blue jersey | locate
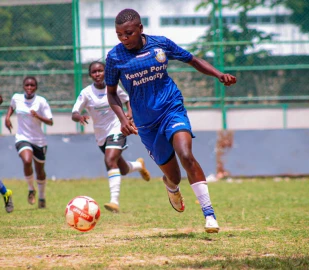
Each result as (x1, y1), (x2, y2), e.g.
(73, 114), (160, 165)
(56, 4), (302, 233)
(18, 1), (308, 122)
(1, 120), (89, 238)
(105, 34), (193, 128)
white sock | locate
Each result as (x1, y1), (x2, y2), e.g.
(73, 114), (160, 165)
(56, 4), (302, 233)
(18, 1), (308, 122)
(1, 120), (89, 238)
(166, 185), (179, 193)
(37, 179), (46, 199)
(25, 174), (35, 190)
(126, 161), (142, 174)
(191, 181), (215, 217)
(108, 169), (121, 205)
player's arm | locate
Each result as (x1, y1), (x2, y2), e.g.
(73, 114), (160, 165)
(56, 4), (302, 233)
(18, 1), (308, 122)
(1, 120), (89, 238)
(0, 94), (3, 105)
(124, 101), (133, 121)
(5, 106), (14, 133)
(71, 91), (89, 125)
(188, 56), (236, 86)
(30, 110), (53, 126)
(107, 85), (137, 136)
(72, 112), (89, 125)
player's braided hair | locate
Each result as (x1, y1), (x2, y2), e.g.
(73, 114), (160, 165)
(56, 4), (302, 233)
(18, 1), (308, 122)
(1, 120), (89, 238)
(115, 9), (141, 25)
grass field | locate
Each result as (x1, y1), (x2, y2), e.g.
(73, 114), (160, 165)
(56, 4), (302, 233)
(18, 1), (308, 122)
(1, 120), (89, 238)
(1, 177), (309, 269)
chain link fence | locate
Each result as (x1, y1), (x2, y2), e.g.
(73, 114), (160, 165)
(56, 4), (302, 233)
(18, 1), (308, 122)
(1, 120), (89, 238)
(0, 0), (308, 117)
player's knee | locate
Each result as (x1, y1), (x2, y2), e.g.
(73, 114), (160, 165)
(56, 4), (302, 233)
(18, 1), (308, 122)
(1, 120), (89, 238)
(105, 158), (118, 169)
(179, 153), (196, 170)
(23, 159), (32, 168)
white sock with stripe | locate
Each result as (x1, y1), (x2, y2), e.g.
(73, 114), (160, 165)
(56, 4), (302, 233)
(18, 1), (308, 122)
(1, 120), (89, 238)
(191, 181), (216, 218)
(108, 169), (121, 205)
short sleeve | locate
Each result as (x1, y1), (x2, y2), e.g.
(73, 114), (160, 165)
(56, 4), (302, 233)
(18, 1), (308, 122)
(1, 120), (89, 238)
(72, 90), (87, 113)
(117, 85), (129, 104)
(165, 37), (193, 63)
(41, 99), (53, 119)
(105, 53), (120, 86)
(10, 94), (17, 110)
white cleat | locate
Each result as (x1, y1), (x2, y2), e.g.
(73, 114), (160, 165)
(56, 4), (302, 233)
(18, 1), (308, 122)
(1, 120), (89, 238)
(205, 215), (220, 233)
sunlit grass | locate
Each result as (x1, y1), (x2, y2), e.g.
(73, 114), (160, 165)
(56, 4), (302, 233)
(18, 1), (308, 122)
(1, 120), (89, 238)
(1, 177), (309, 269)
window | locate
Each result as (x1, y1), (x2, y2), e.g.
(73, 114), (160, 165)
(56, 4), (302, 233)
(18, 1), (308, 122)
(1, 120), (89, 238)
(160, 15), (290, 26)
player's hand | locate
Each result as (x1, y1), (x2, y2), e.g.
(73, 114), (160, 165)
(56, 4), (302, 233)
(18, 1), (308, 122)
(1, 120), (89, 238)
(125, 110), (133, 121)
(121, 118), (138, 136)
(0, 95), (3, 105)
(218, 73), (237, 86)
(79, 115), (90, 125)
(5, 118), (13, 133)
(30, 110), (39, 118)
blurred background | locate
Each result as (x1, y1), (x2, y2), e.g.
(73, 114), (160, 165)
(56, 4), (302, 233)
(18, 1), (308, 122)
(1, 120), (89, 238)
(0, 0), (308, 179)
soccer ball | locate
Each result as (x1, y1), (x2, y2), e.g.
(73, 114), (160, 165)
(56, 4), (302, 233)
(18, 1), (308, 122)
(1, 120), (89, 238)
(65, 196), (101, 232)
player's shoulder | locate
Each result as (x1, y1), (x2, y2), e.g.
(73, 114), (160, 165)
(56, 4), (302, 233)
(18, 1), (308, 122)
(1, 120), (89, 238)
(80, 84), (92, 95)
(146, 34), (168, 43)
(12, 93), (23, 100)
(35, 95), (49, 103)
(107, 43), (125, 58)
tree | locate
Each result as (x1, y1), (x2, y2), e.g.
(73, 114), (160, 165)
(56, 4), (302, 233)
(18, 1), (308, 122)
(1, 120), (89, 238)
(190, 0), (280, 66)
(284, 0), (309, 33)
(0, 4), (72, 61)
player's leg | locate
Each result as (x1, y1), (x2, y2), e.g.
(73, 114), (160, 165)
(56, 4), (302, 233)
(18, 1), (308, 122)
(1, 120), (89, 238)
(159, 156), (185, 212)
(16, 141), (36, 205)
(0, 179), (14, 213)
(103, 147), (123, 213)
(138, 125), (185, 212)
(118, 156), (151, 181)
(172, 131), (219, 233)
(33, 144), (47, 209)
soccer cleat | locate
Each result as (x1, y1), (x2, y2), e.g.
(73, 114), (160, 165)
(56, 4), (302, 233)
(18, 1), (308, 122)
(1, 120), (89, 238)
(3, 189), (14, 213)
(205, 215), (220, 233)
(165, 187), (185, 212)
(38, 199), (46, 209)
(104, 202), (119, 213)
(28, 190), (36, 205)
(136, 158), (151, 181)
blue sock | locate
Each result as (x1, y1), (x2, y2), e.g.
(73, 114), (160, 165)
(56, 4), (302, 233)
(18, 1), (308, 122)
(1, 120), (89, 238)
(202, 206), (216, 219)
(0, 180), (7, 195)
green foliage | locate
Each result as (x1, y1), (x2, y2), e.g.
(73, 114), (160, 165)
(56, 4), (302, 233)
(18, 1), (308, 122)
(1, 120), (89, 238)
(191, 0), (309, 66)
(0, 4), (72, 61)
(285, 0), (309, 33)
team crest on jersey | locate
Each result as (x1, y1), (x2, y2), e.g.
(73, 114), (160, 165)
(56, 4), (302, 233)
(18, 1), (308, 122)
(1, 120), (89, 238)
(154, 48), (166, 63)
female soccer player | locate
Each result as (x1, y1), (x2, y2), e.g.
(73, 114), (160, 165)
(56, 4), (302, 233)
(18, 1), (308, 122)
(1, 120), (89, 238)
(71, 61), (151, 213)
(5, 76), (53, 209)
(105, 9), (237, 233)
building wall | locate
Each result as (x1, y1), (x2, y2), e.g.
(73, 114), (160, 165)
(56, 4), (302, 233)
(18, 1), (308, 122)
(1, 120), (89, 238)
(1, 108), (309, 136)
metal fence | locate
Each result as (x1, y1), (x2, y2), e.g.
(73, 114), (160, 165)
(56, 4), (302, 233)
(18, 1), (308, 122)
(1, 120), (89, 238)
(0, 0), (308, 130)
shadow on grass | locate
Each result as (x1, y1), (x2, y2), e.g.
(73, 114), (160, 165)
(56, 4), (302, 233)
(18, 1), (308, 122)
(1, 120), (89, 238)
(122, 256), (309, 269)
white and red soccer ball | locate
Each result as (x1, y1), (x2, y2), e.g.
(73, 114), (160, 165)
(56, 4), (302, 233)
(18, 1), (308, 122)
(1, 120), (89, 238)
(65, 196), (100, 232)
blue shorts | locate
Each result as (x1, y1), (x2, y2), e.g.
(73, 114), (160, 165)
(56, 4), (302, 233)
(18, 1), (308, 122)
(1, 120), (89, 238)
(138, 105), (194, 166)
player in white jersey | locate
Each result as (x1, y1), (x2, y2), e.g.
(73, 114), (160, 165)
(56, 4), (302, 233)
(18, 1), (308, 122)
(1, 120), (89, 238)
(72, 61), (151, 213)
(5, 76), (53, 209)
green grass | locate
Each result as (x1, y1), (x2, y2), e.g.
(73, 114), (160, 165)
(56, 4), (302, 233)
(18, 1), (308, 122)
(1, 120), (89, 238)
(1, 177), (309, 269)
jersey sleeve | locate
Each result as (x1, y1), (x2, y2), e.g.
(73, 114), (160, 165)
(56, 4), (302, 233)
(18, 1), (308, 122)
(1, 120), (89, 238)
(41, 98), (53, 119)
(10, 94), (17, 110)
(72, 90), (87, 113)
(117, 85), (129, 104)
(105, 52), (120, 86)
(165, 37), (193, 63)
